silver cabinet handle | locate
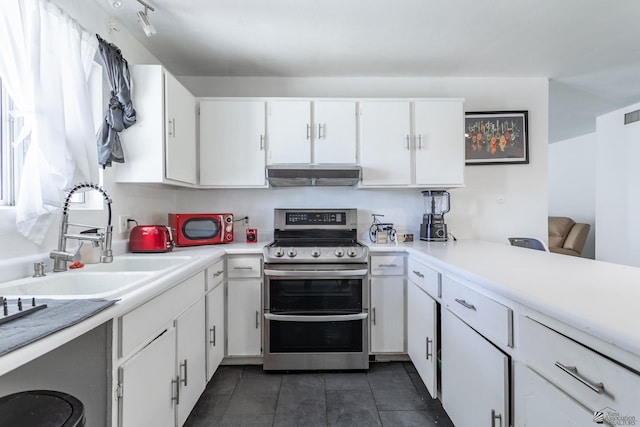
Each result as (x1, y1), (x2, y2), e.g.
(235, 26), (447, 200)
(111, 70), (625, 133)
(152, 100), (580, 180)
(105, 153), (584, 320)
(418, 134), (423, 150)
(307, 124), (311, 140)
(260, 134), (264, 150)
(372, 307), (376, 325)
(426, 337), (433, 360)
(234, 266), (253, 270)
(378, 264), (398, 268)
(213, 270), (223, 277)
(168, 118), (176, 137)
(554, 362), (604, 394)
(256, 311), (260, 329)
(412, 270), (424, 278)
(209, 326), (216, 346)
(180, 359), (188, 386)
(491, 409), (502, 427)
(406, 134), (411, 150)
(455, 298), (476, 310)
(171, 376), (180, 404)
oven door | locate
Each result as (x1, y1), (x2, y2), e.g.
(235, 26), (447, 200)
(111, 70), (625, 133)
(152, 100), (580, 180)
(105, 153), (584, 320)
(263, 263), (369, 370)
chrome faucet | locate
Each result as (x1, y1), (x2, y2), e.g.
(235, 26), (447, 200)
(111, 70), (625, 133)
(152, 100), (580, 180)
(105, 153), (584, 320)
(50, 182), (114, 272)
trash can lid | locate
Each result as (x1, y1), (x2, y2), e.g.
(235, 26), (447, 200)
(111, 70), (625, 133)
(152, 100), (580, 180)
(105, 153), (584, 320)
(0, 390), (85, 427)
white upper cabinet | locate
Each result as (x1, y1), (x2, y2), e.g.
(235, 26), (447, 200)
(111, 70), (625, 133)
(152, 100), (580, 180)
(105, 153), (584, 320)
(267, 100), (357, 164)
(117, 65), (196, 186)
(414, 100), (464, 186)
(313, 101), (357, 163)
(199, 100), (267, 187)
(359, 101), (412, 185)
(359, 99), (464, 187)
(165, 72), (197, 184)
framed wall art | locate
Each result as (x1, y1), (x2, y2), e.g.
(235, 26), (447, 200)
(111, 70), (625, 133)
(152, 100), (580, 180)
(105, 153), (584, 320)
(464, 111), (529, 165)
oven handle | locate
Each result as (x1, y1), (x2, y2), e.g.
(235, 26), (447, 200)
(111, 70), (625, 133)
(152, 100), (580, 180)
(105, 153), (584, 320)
(264, 313), (368, 322)
(264, 269), (368, 278)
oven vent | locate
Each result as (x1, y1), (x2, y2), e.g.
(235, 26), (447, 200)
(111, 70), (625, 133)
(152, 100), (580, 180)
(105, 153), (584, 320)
(624, 109), (640, 125)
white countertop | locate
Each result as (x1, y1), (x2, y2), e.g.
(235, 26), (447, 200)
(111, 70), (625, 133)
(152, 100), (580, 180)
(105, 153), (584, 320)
(3, 238), (640, 376)
(370, 239), (640, 369)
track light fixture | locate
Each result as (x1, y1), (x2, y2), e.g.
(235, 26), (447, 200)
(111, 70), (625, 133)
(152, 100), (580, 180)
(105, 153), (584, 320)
(136, 0), (157, 37)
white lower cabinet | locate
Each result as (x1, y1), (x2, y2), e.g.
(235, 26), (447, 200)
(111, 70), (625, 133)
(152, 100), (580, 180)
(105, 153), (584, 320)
(514, 362), (594, 427)
(206, 283), (225, 380)
(407, 280), (438, 398)
(116, 273), (206, 427)
(175, 298), (207, 426)
(119, 328), (176, 427)
(370, 277), (404, 353)
(227, 279), (262, 356)
(369, 254), (405, 354)
(441, 309), (509, 427)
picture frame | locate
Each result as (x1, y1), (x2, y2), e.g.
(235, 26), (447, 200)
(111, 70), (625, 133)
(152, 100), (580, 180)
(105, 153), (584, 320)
(464, 111), (529, 165)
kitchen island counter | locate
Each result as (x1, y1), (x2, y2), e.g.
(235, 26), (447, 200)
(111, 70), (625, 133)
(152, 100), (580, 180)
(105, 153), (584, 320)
(370, 239), (640, 370)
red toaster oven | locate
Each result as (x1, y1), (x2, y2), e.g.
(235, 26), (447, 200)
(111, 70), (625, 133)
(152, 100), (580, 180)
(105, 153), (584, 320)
(168, 213), (234, 246)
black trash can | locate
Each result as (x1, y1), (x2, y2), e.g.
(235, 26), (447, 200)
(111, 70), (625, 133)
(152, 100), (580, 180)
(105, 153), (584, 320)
(0, 390), (85, 426)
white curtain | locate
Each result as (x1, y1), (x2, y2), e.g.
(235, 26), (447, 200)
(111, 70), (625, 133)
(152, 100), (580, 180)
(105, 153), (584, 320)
(0, 0), (98, 244)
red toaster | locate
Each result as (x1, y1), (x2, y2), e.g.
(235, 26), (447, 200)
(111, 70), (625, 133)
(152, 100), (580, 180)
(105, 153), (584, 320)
(129, 225), (174, 253)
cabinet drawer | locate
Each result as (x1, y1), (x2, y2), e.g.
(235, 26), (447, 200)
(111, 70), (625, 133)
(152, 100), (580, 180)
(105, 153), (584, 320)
(227, 256), (262, 278)
(119, 272), (204, 358)
(520, 316), (640, 416)
(442, 276), (512, 348)
(370, 255), (404, 276)
(407, 257), (440, 298)
(206, 259), (224, 291)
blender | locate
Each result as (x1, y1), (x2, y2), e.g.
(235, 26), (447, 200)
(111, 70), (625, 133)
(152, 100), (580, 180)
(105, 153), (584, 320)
(420, 190), (450, 241)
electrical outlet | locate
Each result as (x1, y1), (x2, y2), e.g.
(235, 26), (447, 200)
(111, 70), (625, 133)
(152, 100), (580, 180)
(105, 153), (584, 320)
(118, 215), (131, 234)
(244, 216), (250, 226)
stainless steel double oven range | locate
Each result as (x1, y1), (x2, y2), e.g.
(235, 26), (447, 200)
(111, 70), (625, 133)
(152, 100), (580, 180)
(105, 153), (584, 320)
(263, 209), (369, 371)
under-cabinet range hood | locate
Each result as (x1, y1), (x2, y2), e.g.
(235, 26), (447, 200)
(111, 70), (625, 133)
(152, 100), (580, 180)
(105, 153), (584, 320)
(266, 164), (361, 187)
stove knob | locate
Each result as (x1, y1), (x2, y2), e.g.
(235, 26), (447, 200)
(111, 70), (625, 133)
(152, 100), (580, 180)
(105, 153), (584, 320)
(311, 248), (321, 258)
(347, 247), (358, 257)
(274, 248), (285, 257)
(335, 248), (345, 258)
(287, 248), (297, 258)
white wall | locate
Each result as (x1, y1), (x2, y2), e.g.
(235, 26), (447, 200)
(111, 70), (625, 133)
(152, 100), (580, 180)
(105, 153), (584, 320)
(177, 76), (549, 245)
(596, 102), (640, 266)
(0, 0), (177, 262)
(548, 133), (596, 258)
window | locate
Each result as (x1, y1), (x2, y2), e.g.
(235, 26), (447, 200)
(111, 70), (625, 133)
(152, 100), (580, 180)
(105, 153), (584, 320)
(0, 61), (104, 209)
(0, 77), (27, 207)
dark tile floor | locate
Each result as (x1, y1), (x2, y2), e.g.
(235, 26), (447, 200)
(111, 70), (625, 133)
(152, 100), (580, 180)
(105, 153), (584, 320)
(184, 361), (454, 427)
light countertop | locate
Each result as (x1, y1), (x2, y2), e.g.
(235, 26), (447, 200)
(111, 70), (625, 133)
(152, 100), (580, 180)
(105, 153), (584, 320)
(2, 239), (640, 376)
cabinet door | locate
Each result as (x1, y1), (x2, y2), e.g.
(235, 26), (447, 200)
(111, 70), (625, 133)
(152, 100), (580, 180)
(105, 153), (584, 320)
(227, 279), (262, 356)
(370, 277), (404, 353)
(175, 298), (207, 426)
(119, 328), (176, 427)
(199, 101), (266, 186)
(359, 101), (411, 185)
(267, 101), (311, 164)
(407, 281), (438, 398)
(206, 284), (225, 381)
(164, 72), (196, 184)
(313, 101), (357, 163)
(514, 362), (594, 427)
(441, 309), (509, 427)
(414, 100), (464, 186)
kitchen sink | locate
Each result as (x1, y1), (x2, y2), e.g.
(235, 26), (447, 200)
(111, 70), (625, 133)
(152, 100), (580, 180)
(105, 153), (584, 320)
(83, 254), (193, 272)
(0, 271), (154, 299)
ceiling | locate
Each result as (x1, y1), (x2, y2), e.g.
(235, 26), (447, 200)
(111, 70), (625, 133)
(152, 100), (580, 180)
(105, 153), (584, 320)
(96, 0), (640, 142)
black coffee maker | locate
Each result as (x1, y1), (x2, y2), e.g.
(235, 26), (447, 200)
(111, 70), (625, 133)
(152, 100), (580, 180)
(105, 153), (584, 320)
(420, 190), (450, 241)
